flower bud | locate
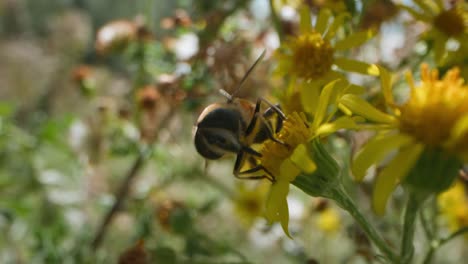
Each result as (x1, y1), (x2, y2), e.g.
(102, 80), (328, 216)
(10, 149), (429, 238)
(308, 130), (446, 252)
(404, 148), (462, 198)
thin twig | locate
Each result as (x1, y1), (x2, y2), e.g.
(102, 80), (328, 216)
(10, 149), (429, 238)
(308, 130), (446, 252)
(419, 208), (433, 241)
(91, 146), (152, 250)
(422, 226), (468, 264)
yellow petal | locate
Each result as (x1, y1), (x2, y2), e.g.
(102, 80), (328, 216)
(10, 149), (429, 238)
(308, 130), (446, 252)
(433, 34), (447, 65)
(300, 81), (320, 116)
(315, 8), (331, 36)
(325, 80), (351, 122)
(334, 30), (375, 51)
(326, 12), (350, 40)
(315, 116), (363, 137)
(343, 84), (366, 95)
(338, 94), (397, 124)
(352, 133), (414, 181)
(397, 4), (432, 22)
(313, 79), (340, 129)
(378, 65), (396, 108)
(265, 181), (291, 237)
(414, 0), (439, 15)
(338, 102), (353, 116)
(334, 58), (380, 76)
(372, 143), (424, 215)
(446, 114), (468, 149)
(289, 144), (317, 174)
(279, 158), (302, 182)
(299, 6), (312, 33)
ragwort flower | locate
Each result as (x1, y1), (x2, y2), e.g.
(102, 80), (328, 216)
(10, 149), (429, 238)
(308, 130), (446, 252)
(233, 181), (269, 228)
(261, 80), (365, 236)
(437, 179), (468, 232)
(261, 111), (314, 236)
(400, 0), (468, 64)
(316, 207), (341, 235)
(275, 7), (378, 114)
(345, 64), (468, 214)
(275, 7), (378, 80)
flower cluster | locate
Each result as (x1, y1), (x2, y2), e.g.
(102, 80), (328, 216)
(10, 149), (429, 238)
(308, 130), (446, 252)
(400, 0), (468, 64)
(255, 4), (467, 244)
(348, 65), (468, 214)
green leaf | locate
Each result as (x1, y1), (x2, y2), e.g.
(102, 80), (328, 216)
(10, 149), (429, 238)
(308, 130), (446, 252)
(169, 207), (193, 235)
(153, 247), (177, 263)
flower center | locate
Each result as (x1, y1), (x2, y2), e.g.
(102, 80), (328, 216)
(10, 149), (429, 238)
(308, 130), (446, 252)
(289, 32), (334, 80)
(260, 112), (311, 180)
(433, 8), (466, 37)
(398, 65), (468, 152)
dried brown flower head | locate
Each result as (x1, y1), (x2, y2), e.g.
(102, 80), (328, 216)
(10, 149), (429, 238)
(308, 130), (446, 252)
(71, 65), (92, 84)
(95, 20), (137, 55)
(161, 9), (192, 29)
(156, 200), (184, 231)
(136, 85), (161, 110)
(118, 240), (148, 264)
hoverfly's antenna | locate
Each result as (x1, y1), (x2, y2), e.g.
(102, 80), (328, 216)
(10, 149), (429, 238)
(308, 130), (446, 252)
(219, 49), (266, 102)
(218, 88), (233, 101)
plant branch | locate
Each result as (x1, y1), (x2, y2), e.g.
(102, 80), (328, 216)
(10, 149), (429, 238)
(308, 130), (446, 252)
(331, 187), (399, 263)
(400, 193), (420, 264)
(422, 226), (468, 264)
(91, 145), (152, 250)
(419, 208), (433, 241)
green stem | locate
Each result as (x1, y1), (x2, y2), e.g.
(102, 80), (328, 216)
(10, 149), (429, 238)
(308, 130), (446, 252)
(422, 226), (468, 264)
(293, 177), (398, 263)
(400, 194), (420, 264)
(293, 140), (398, 263)
(331, 187), (399, 263)
(419, 208), (433, 241)
(268, 0), (284, 41)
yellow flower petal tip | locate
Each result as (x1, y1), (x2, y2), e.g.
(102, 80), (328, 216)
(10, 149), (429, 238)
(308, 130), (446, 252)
(265, 181), (292, 237)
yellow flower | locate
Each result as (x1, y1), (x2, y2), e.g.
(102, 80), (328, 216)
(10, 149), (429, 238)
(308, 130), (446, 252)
(274, 7), (378, 115)
(400, 0), (468, 64)
(275, 7), (378, 80)
(344, 64), (468, 215)
(258, 76), (372, 236)
(438, 179), (468, 232)
(233, 182), (269, 228)
(260, 79), (366, 235)
(261, 112), (314, 236)
(316, 207), (341, 234)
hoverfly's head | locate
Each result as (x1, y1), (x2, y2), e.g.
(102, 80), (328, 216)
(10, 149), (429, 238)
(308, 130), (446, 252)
(194, 104), (243, 160)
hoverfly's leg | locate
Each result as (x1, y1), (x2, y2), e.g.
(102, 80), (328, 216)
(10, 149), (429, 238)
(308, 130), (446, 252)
(233, 152), (275, 182)
(254, 98), (288, 146)
(259, 97), (286, 120)
(235, 166), (275, 182)
(263, 104), (283, 133)
(245, 99), (287, 146)
(242, 146), (262, 157)
(244, 98), (263, 136)
(258, 115), (287, 146)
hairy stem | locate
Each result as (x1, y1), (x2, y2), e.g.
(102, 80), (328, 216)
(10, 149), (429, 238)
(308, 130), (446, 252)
(400, 193), (420, 264)
(331, 187), (399, 263)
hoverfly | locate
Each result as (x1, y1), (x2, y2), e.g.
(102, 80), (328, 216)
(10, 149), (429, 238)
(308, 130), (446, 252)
(194, 51), (286, 182)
